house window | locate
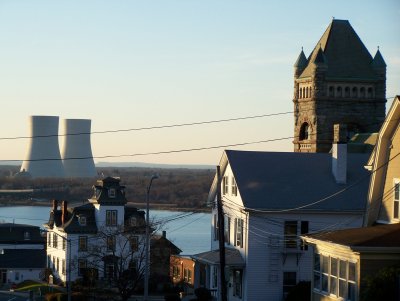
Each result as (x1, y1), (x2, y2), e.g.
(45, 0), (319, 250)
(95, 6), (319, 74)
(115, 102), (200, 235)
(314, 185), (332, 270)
(233, 269), (243, 298)
(78, 259), (87, 276)
(300, 221), (309, 250)
(62, 238), (66, 250)
(62, 259), (66, 275)
(106, 264), (115, 279)
(284, 221), (298, 248)
(394, 180), (400, 219)
(53, 234), (58, 249)
(56, 257), (59, 272)
(78, 216), (86, 226)
(130, 236), (138, 252)
(351, 87), (358, 97)
(234, 218), (244, 248)
(106, 210), (117, 226)
(108, 188), (116, 198)
(24, 231), (30, 240)
(173, 266), (180, 279)
(48, 232), (51, 247)
(231, 177), (238, 196)
(314, 254), (357, 300)
(344, 87), (350, 97)
(213, 214), (219, 241)
(79, 236), (88, 251)
(107, 236), (116, 252)
(283, 272), (297, 296)
(184, 268), (192, 283)
(212, 266), (218, 288)
(336, 86), (342, 97)
(223, 176), (229, 195)
(224, 216), (231, 245)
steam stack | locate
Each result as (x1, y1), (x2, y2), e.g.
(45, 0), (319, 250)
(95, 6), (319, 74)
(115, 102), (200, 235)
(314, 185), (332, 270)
(20, 116), (65, 178)
(60, 119), (97, 178)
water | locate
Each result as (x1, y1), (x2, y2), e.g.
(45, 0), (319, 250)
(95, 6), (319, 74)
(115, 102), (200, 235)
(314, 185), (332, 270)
(0, 206), (211, 255)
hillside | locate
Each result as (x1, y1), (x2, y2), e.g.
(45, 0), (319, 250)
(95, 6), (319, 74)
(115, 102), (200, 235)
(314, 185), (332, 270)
(0, 166), (215, 211)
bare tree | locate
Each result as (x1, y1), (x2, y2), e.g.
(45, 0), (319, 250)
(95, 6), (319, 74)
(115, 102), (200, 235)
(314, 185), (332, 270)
(78, 224), (147, 301)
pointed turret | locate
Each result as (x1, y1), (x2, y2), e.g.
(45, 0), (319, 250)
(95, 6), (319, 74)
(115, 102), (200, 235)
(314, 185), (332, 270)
(312, 46), (327, 66)
(372, 49), (386, 69)
(294, 48), (308, 79)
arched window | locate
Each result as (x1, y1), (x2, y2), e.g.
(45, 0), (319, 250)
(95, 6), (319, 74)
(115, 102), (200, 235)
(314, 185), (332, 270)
(329, 86), (334, 97)
(367, 87), (373, 98)
(302, 87), (305, 98)
(299, 87), (302, 99)
(344, 87), (350, 97)
(336, 86), (342, 97)
(299, 123), (309, 140)
(360, 87), (366, 98)
(305, 87), (308, 98)
(352, 87), (358, 98)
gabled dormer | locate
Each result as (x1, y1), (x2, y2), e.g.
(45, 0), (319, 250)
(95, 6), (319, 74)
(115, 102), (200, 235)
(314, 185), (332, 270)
(89, 177), (127, 206)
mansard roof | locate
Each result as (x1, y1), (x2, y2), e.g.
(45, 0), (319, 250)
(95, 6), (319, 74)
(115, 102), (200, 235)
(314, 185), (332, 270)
(0, 249), (46, 269)
(0, 223), (44, 244)
(89, 176), (127, 205)
(299, 19), (380, 80)
(208, 150), (370, 212)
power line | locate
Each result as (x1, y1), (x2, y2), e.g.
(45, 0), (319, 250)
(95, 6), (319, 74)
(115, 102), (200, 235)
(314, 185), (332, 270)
(0, 95), (396, 141)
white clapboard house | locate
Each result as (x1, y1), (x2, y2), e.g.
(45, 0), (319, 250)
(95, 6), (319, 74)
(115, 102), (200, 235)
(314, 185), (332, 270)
(192, 133), (371, 301)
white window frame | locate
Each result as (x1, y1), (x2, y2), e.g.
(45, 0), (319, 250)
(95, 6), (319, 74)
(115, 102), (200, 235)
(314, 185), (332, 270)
(223, 176), (229, 195)
(231, 177), (238, 196)
(234, 218), (243, 248)
(394, 179), (400, 220)
(313, 253), (358, 301)
(106, 210), (117, 226)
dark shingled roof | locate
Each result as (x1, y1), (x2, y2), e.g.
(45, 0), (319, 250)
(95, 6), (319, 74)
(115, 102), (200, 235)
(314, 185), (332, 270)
(0, 249), (46, 269)
(304, 223), (400, 249)
(225, 150), (370, 212)
(0, 223), (44, 244)
(299, 19), (380, 80)
(191, 248), (245, 267)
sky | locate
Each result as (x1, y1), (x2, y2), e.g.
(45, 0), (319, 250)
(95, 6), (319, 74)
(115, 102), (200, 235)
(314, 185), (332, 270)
(0, 0), (399, 166)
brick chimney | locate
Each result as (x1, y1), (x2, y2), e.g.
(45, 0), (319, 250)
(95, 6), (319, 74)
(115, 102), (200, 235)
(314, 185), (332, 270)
(52, 199), (58, 211)
(332, 124), (347, 184)
(61, 201), (68, 225)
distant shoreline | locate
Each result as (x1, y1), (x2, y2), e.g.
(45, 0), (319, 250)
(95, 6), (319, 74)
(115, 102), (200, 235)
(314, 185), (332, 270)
(0, 200), (211, 213)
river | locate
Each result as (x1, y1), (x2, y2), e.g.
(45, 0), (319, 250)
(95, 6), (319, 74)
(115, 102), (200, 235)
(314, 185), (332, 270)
(0, 206), (211, 255)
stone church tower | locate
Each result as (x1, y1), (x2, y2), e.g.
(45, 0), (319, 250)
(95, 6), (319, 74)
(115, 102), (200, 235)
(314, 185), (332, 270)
(293, 19), (386, 153)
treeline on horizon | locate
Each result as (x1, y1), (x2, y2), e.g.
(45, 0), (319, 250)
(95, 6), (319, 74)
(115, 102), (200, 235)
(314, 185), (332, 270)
(0, 166), (215, 210)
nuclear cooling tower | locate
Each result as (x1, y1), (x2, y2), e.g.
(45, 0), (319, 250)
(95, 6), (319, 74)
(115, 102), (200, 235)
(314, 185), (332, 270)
(20, 116), (65, 178)
(60, 119), (97, 178)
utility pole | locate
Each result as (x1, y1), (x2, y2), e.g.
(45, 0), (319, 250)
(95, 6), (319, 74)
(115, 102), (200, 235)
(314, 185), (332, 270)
(217, 165), (227, 301)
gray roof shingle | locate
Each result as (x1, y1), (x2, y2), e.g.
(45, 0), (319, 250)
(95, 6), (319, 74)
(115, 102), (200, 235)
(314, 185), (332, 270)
(225, 150), (370, 212)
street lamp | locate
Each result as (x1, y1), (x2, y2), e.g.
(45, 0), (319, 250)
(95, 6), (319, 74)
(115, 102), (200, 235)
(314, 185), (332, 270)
(144, 174), (159, 301)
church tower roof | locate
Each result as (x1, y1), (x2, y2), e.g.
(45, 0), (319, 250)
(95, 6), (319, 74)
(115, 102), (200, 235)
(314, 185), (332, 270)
(294, 49), (308, 68)
(299, 19), (379, 80)
(372, 49), (386, 68)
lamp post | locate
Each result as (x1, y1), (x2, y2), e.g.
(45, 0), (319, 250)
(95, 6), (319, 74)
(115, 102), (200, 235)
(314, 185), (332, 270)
(144, 174), (159, 301)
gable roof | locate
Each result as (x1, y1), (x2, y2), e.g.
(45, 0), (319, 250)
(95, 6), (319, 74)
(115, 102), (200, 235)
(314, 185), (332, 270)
(209, 150), (370, 212)
(191, 248), (245, 267)
(303, 223), (400, 250)
(299, 19), (379, 80)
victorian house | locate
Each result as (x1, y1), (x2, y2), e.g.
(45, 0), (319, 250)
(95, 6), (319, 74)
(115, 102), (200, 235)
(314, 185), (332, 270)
(44, 177), (146, 283)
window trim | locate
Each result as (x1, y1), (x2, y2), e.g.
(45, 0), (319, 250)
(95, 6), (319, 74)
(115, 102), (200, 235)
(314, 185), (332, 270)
(106, 210), (118, 226)
(394, 179), (400, 220)
(78, 236), (88, 252)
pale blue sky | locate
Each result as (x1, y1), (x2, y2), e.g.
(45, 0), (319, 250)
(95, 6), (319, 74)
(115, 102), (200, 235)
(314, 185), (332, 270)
(0, 0), (399, 165)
